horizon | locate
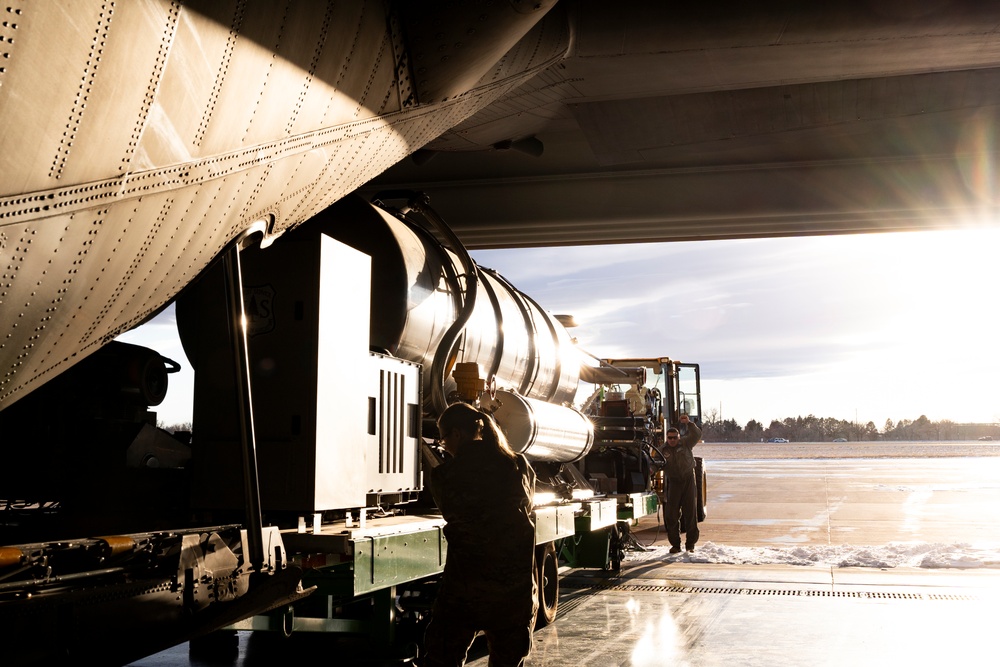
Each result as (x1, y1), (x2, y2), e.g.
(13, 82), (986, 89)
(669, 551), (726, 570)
(118, 227), (1000, 429)
(472, 226), (1000, 428)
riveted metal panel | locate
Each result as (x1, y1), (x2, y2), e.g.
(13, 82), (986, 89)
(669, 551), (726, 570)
(534, 504), (576, 544)
(618, 492), (659, 522)
(575, 499), (619, 533)
(351, 524), (446, 596)
(0, 1), (569, 412)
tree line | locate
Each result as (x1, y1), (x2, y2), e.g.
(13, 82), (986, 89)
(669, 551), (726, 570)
(699, 411), (1000, 443)
(163, 414), (998, 443)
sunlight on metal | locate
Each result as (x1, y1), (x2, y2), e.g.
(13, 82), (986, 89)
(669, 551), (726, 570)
(533, 492), (557, 506)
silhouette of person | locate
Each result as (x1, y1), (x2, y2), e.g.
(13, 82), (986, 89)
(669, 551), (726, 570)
(422, 402), (538, 667)
(663, 413), (702, 553)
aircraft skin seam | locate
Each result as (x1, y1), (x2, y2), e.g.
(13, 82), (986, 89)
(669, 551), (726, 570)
(195, 0), (247, 148)
(123, 2), (181, 177)
(48, 2), (115, 181)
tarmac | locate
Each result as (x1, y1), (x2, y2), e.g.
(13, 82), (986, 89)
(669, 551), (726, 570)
(464, 449), (1000, 666)
(461, 528), (1000, 666)
(134, 446), (1000, 666)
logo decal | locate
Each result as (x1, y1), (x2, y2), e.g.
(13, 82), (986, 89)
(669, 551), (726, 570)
(244, 284), (275, 337)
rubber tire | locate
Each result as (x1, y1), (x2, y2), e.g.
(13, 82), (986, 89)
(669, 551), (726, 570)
(535, 542), (559, 629)
(609, 524), (623, 572)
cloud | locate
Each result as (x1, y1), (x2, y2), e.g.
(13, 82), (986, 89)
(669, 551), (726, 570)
(119, 227), (999, 427)
(474, 238), (897, 377)
(474, 228), (1000, 425)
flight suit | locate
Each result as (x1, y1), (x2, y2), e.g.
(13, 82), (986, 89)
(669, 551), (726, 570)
(423, 443), (538, 667)
(663, 421), (702, 551)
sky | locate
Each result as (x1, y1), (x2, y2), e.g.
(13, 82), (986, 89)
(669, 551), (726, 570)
(472, 227), (1000, 429)
(119, 226), (1000, 430)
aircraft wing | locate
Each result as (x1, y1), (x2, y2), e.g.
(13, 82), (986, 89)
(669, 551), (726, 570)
(0, 0), (565, 411)
(366, 1), (1000, 248)
(3, 0), (1000, 411)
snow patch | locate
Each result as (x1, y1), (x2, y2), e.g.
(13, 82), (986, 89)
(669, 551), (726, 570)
(642, 542), (1000, 569)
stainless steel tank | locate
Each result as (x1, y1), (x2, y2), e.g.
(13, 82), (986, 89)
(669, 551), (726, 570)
(487, 389), (594, 463)
(320, 196), (582, 411)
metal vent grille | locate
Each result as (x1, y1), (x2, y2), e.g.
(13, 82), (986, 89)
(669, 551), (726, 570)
(563, 579), (981, 602)
(377, 368), (406, 474)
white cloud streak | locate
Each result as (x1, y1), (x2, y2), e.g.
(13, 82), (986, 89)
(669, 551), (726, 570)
(118, 227), (999, 428)
(473, 227), (1000, 427)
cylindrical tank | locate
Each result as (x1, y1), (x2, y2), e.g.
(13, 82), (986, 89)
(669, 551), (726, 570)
(319, 196), (582, 410)
(579, 364), (646, 387)
(487, 390), (594, 463)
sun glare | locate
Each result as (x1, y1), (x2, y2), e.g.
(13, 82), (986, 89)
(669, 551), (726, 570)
(699, 225), (999, 427)
(807, 226), (999, 424)
(879, 227), (997, 350)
